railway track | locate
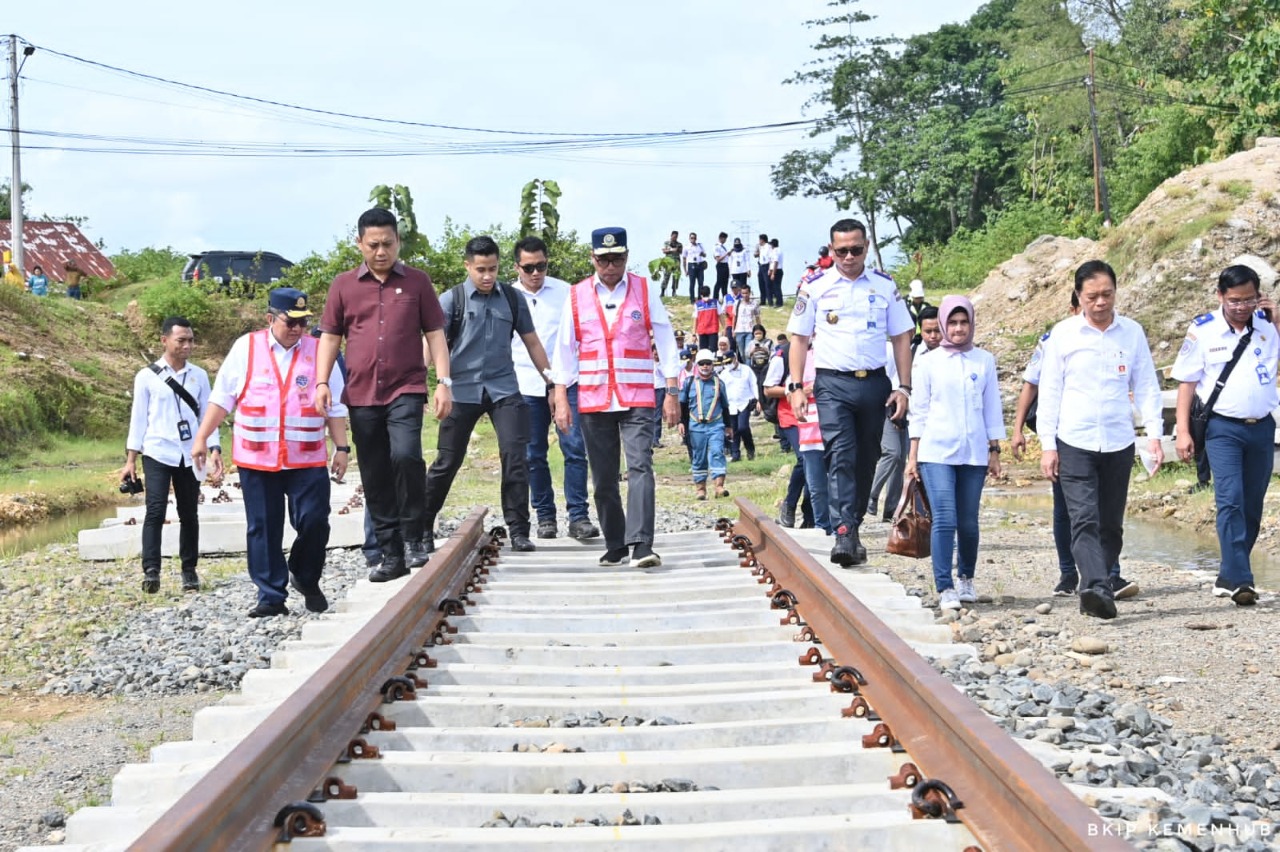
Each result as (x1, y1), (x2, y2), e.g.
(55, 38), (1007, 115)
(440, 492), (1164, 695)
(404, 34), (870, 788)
(32, 501), (1129, 851)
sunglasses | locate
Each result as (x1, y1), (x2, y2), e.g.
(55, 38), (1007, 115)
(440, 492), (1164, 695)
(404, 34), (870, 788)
(832, 245), (867, 258)
(595, 255), (627, 267)
(277, 316), (309, 329)
(518, 261), (549, 274)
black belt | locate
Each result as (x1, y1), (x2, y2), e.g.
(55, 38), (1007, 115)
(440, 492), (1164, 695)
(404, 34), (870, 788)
(1211, 412), (1273, 426)
(815, 367), (887, 379)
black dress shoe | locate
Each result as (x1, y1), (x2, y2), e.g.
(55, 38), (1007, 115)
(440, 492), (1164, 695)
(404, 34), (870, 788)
(510, 534), (536, 552)
(141, 572), (160, 594)
(181, 570), (200, 592)
(289, 573), (329, 614)
(405, 540), (430, 568)
(1079, 586), (1117, 619)
(369, 560), (410, 583)
(248, 601), (289, 618)
(830, 525), (866, 567)
(568, 519), (600, 540)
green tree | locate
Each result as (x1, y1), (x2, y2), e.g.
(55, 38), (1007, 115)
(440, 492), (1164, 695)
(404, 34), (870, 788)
(0, 181), (32, 220)
(773, 0), (897, 267)
(519, 179), (562, 244)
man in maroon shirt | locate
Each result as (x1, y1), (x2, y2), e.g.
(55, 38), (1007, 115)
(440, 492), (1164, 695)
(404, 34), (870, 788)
(315, 207), (453, 582)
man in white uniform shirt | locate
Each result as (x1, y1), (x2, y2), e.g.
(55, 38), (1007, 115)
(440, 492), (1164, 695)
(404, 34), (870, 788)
(682, 232), (707, 305)
(510, 236), (600, 542)
(1172, 264), (1280, 606)
(552, 227), (681, 569)
(1037, 260), (1164, 620)
(123, 316), (217, 594)
(787, 218), (914, 567)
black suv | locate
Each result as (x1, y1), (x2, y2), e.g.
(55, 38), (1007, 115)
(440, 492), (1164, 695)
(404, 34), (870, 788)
(181, 251), (293, 288)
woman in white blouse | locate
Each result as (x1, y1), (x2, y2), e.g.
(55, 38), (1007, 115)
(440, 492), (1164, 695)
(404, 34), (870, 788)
(905, 295), (1005, 611)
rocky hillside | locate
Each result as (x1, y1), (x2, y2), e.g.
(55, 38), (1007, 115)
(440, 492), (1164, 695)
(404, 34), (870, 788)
(972, 138), (1280, 375)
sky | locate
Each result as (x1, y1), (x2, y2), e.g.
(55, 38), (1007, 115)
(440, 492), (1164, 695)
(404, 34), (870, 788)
(5, 0), (988, 282)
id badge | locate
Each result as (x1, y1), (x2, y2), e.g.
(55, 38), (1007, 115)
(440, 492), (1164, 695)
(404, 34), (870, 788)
(178, 420), (192, 441)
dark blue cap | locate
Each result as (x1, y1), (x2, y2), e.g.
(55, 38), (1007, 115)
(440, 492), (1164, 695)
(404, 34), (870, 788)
(591, 227), (627, 255)
(268, 287), (312, 317)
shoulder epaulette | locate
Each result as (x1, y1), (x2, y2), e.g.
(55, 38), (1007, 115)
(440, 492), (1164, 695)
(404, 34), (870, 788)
(800, 268), (824, 286)
(1193, 313), (1214, 326)
(1039, 331), (1051, 342)
(872, 268), (894, 281)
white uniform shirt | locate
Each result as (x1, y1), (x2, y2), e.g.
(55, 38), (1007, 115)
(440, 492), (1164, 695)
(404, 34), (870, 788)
(126, 360), (218, 467)
(909, 347), (1006, 466)
(720, 364), (759, 414)
(756, 244), (773, 266)
(210, 332), (348, 419)
(511, 275), (570, 397)
(551, 275), (680, 412)
(770, 247), (785, 270)
(1036, 313), (1162, 452)
(1022, 331), (1051, 385)
(682, 242), (706, 269)
(728, 248), (753, 276)
(713, 242), (730, 264)
(786, 267), (914, 370)
(1170, 308), (1280, 419)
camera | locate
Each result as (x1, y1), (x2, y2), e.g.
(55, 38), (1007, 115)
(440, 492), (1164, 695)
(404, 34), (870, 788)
(119, 474), (144, 495)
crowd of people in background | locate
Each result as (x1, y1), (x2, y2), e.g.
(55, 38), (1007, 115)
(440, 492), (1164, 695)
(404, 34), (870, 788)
(110, 209), (1274, 624)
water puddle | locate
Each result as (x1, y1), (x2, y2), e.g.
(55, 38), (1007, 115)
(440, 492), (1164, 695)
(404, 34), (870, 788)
(0, 504), (120, 559)
(985, 489), (1280, 588)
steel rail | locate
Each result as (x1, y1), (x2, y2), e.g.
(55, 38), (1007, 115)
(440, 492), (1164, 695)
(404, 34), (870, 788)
(128, 508), (489, 852)
(732, 499), (1130, 852)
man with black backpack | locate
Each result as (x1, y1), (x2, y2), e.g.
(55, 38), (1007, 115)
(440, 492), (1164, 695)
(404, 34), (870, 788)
(423, 236), (554, 553)
(123, 316), (217, 594)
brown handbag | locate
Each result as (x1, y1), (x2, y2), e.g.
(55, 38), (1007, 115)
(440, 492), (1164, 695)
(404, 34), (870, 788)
(886, 477), (932, 559)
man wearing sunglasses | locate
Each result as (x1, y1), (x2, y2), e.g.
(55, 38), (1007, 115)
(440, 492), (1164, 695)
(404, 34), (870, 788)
(193, 288), (350, 617)
(787, 219), (914, 568)
(552, 227), (682, 569)
(510, 237), (600, 542)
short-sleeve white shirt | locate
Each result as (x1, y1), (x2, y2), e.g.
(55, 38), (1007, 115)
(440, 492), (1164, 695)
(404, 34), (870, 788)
(1170, 309), (1280, 419)
(786, 267), (914, 371)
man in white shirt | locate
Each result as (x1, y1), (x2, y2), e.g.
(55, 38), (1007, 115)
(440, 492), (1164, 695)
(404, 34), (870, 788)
(712, 232), (731, 300)
(552, 227), (681, 569)
(123, 316), (217, 595)
(1037, 260), (1164, 620)
(510, 236), (600, 542)
(682, 232), (707, 305)
(768, 238), (786, 307)
(755, 234), (772, 305)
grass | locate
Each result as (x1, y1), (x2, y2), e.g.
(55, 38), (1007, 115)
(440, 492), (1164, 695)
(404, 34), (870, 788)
(1217, 179), (1252, 202)
(0, 434), (126, 504)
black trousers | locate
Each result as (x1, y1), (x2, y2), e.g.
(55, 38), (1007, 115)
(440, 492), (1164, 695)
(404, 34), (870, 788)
(422, 392), (531, 536)
(713, 262), (730, 300)
(141, 455), (200, 574)
(349, 393), (426, 557)
(813, 369), (891, 531)
(687, 264), (705, 303)
(1057, 441), (1134, 593)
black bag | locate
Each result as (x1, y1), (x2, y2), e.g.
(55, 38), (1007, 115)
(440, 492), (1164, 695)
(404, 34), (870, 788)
(445, 281), (521, 350)
(761, 394), (780, 425)
(1024, 396), (1039, 435)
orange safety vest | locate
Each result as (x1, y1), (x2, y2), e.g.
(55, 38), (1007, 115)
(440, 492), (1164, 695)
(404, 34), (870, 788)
(572, 273), (656, 413)
(232, 331), (328, 471)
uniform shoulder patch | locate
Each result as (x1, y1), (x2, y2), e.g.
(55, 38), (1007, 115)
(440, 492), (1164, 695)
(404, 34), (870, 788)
(1179, 336), (1195, 356)
(793, 295), (808, 316)
(1193, 313), (1214, 326)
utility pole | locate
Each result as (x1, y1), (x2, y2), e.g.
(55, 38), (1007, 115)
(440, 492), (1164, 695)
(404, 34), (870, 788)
(8, 35), (25, 276)
(1085, 49), (1112, 227)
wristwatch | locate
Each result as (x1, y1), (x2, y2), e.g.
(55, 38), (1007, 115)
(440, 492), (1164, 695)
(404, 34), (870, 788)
(209, 447), (221, 454)
(787, 381), (804, 393)
(334, 446), (351, 454)
(438, 376), (453, 388)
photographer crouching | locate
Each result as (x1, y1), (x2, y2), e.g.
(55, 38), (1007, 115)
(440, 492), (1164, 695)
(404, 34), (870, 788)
(122, 316), (217, 594)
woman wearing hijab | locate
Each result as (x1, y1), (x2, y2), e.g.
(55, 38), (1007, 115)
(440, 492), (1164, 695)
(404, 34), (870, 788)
(905, 296), (1005, 611)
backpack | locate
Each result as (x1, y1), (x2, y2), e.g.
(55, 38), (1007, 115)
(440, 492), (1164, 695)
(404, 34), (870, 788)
(760, 342), (790, 425)
(444, 281), (522, 350)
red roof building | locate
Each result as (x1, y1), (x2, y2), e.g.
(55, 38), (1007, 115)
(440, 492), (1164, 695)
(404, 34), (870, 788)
(0, 221), (115, 282)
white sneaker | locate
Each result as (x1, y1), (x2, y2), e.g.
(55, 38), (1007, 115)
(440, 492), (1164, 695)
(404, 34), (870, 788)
(957, 577), (977, 603)
(939, 587), (962, 610)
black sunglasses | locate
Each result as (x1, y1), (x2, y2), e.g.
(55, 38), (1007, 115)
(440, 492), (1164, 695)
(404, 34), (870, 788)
(832, 245), (867, 258)
(518, 261), (549, 274)
(276, 315), (309, 329)
(595, 255), (627, 267)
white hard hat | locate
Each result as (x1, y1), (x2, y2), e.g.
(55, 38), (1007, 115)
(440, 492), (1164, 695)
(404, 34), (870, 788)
(909, 279), (925, 298)
(695, 349), (716, 364)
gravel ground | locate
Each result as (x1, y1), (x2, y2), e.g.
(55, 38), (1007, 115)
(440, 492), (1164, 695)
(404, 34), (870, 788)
(2, 496), (1278, 850)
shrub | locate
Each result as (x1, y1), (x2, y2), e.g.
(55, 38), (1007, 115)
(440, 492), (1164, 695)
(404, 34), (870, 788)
(137, 280), (213, 329)
(110, 246), (187, 283)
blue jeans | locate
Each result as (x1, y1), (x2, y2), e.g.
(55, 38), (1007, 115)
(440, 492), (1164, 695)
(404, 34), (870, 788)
(524, 385), (590, 524)
(1206, 414), (1275, 586)
(919, 463), (987, 593)
(735, 332), (751, 358)
(782, 425), (833, 534)
(688, 421), (727, 482)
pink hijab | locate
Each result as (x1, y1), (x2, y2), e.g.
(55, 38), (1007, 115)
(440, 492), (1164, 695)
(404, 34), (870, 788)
(938, 295), (975, 353)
